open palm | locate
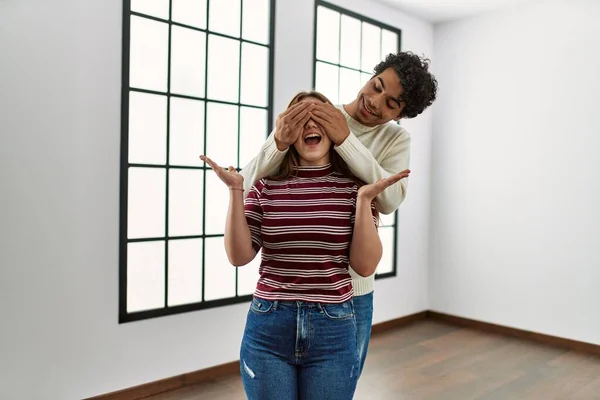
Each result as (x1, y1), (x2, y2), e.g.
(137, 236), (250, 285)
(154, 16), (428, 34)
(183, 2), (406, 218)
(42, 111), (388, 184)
(358, 169), (410, 201)
(200, 155), (244, 189)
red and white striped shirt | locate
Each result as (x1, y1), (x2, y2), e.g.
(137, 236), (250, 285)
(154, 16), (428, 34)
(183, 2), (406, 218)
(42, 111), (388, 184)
(245, 164), (374, 304)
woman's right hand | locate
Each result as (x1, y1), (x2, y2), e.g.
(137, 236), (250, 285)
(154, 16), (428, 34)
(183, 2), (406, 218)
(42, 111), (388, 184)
(357, 169), (410, 202)
(200, 155), (244, 190)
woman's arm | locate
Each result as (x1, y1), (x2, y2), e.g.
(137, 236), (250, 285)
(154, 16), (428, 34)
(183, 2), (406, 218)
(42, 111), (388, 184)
(349, 197), (382, 277)
(349, 169), (411, 276)
(224, 187), (256, 266)
(201, 156), (260, 266)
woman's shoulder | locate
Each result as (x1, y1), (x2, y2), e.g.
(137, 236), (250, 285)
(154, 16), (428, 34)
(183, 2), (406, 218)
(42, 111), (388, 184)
(260, 176), (288, 186)
(248, 178), (269, 194)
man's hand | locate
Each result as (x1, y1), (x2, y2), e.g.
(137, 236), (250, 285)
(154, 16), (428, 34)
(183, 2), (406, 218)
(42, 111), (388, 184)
(310, 103), (351, 146)
(274, 101), (314, 151)
(357, 169), (410, 202)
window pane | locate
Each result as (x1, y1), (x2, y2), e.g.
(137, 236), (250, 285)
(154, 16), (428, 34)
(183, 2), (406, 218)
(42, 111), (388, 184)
(127, 241), (165, 312)
(238, 249), (260, 296)
(204, 172), (229, 235)
(207, 35), (240, 102)
(130, 16), (168, 92)
(168, 238), (203, 306)
(239, 107), (267, 169)
(361, 72), (372, 87)
(339, 68), (361, 104)
(172, 0), (207, 29)
(209, 0), (240, 37)
(204, 237), (236, 300)
(169, 97), (204, 166)
(206, 102), (238, 166)
(170, 26), (206, 98)
(242, 0), (270, 44)
(128, 92), (167, 165)
(381, 29), (398, 59)
(240, 43), (269, 107)
(377, 227), (395, 275)
(315, 62), (339, 105)
(168, 169), (204, 237)
(379, 210), (396, 227)
(340, 15), (361, 69)
(361, 22), (381, 72)
(131, 0), (169, 19)
(316, 6), (340, 64)
(128, 167), (166, 239)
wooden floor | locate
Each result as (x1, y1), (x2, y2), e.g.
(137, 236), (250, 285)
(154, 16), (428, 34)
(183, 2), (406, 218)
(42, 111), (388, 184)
(146, 320), (600, 399)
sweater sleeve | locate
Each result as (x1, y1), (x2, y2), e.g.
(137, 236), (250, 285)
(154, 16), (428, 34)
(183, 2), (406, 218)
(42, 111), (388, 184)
(334, 130), (411, 215)
(240, 130), (288, 197)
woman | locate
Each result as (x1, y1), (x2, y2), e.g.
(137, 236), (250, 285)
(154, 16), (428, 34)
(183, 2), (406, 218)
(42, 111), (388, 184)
(201, 91), (406, 400)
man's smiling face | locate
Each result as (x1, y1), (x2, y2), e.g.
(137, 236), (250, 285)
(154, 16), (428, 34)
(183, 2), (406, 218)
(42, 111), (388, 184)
(352, 67), (405, 127)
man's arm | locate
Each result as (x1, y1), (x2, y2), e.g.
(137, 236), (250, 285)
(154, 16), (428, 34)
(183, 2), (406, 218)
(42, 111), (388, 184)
(335, 132), (411, 215)
(309, 103), (410, 215)
(240, 101), (314, 196)
(240, 130), (288, 196)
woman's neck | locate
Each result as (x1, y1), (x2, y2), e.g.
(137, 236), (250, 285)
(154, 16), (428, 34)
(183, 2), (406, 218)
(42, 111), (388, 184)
(298, 156), (330, 167)
(293, 163), (334, 178)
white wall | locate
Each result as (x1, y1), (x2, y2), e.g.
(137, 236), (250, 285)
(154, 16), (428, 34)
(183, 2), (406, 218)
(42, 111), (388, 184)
(0, 0), (433, 398)
(431, 0), (600, 345)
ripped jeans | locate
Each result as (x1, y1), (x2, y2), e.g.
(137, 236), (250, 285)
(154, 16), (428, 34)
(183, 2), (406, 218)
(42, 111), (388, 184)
(239, 297), (359, 400)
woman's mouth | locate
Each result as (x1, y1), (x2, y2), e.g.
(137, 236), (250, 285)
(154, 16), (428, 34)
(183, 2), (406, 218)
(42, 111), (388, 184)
(304, 132), (322, 146)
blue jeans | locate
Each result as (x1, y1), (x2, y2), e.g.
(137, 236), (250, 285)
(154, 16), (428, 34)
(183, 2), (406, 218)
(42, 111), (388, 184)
(240, 297), (360, 400)
(354, 291), (374, 377)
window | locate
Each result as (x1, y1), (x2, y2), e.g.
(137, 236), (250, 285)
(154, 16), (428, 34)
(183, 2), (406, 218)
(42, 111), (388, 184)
(119, 0), (275, 323)
(313, 1), (401, 279)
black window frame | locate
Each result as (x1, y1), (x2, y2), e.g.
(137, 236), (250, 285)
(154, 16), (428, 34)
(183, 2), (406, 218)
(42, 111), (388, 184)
(119, 0), (276, 323)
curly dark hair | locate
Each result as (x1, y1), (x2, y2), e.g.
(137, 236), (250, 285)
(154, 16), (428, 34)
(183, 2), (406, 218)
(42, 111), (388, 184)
(373, 52), (438, 119)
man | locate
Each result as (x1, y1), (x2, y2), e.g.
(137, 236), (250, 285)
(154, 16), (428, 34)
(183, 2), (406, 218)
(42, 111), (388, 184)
(240, 52), (438, 375)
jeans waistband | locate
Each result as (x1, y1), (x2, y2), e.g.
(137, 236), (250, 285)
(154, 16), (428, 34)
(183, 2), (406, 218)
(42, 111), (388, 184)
(253, 296), (353, 310)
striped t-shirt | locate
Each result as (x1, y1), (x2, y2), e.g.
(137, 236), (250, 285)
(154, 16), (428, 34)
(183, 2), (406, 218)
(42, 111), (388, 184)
(245, 163), (375, 304)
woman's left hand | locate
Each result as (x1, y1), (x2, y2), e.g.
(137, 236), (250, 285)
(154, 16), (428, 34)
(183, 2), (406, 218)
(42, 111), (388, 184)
(358, 169), (410, 201)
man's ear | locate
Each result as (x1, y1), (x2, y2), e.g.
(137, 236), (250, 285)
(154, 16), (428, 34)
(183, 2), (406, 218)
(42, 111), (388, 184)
(394, 105), (405, 121)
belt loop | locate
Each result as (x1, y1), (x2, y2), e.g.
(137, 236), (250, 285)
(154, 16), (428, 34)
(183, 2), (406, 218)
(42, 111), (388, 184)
(273, 300), (278, 310)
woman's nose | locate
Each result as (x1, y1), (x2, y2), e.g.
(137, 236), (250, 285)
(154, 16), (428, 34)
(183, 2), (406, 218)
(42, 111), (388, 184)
(305, 119), (318, 128)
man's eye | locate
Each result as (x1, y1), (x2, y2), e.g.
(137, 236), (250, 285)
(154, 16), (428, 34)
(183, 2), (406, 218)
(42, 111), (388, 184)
(388, 102), (397, 109)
